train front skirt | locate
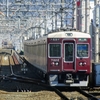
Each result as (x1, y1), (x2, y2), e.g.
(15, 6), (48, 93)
(49, 74), (89, 87)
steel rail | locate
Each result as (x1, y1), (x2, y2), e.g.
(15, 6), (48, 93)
(11, 74), (45, 83)
(77, 88), (99, 100)
(6, 76), (69, 100)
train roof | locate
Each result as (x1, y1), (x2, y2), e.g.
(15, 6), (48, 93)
(47, 31), (91, 38)
(24, 31), (91, 45)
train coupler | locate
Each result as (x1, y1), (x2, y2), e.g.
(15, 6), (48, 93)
(65, 79), (74, 84)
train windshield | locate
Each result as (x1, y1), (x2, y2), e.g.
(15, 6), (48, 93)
(64, 43), (74, 61)
(77, 44), (88, 57)
(49, 44), (61, 57)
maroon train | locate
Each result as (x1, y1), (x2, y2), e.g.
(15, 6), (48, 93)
(24, 30), (91, 87)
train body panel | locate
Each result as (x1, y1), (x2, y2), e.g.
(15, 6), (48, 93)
(24, 31), (91, 87)
(24, 37), (47, 73)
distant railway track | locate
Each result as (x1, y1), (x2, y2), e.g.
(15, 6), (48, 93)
(0, 53), (14, 66)
(0, 49), (25, 76)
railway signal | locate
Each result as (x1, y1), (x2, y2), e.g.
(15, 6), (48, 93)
(76, 0), (80, 7)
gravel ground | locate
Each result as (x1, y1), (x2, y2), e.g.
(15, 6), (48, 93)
(0, 90), (60, 100)
(0, 90), (90, 100)
(0, 89), (100, 100)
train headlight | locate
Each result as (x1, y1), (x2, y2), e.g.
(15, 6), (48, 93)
(83, 62), (86, 66)
(51, 62), (55, 66)
(79, 62), (83, 66)
(51, 62), (59, 66)
(55, 62), (59, 66)
(79, 62), (86, 66)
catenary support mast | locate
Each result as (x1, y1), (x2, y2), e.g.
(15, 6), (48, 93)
(94, 0), (100, 62)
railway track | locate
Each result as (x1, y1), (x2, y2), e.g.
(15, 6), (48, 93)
(0, 49), (30, 79)
(0, 49), (99, 100)
(0, 66), (99, 99)
(0, 65), (99, 100)
(76, 88), (99, 100)
(2, 74), (99, 100)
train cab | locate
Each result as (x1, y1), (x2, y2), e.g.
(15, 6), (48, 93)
(47, 31), (91, 86)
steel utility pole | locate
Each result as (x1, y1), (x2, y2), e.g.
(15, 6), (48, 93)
(61, 0), (64, 28)
(76, 0), (90, 33)
(73, 0), (77, 29)
(93, 3), (100, 62)
(85, 0), (90, 33)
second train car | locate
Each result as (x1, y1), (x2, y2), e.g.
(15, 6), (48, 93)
(24, 30), (91, 87)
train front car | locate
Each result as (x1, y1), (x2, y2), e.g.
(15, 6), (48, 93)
(47, 31), (91, 87)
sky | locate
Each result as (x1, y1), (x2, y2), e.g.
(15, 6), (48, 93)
(90, 0), (94, 20)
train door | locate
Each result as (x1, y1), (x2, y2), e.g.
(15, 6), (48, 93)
(63, 40), (75, 71)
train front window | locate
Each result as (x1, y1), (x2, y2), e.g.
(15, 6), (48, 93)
(64, 43), (73, 61)
(77, 44), (88, 57)
(49, 44), (61, 57)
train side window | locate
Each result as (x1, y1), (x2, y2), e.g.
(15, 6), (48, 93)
(49, 44), (61, 57)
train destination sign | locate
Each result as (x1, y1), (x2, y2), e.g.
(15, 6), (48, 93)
(93, 4), (100, 28)
(78, 38), (87, 42)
